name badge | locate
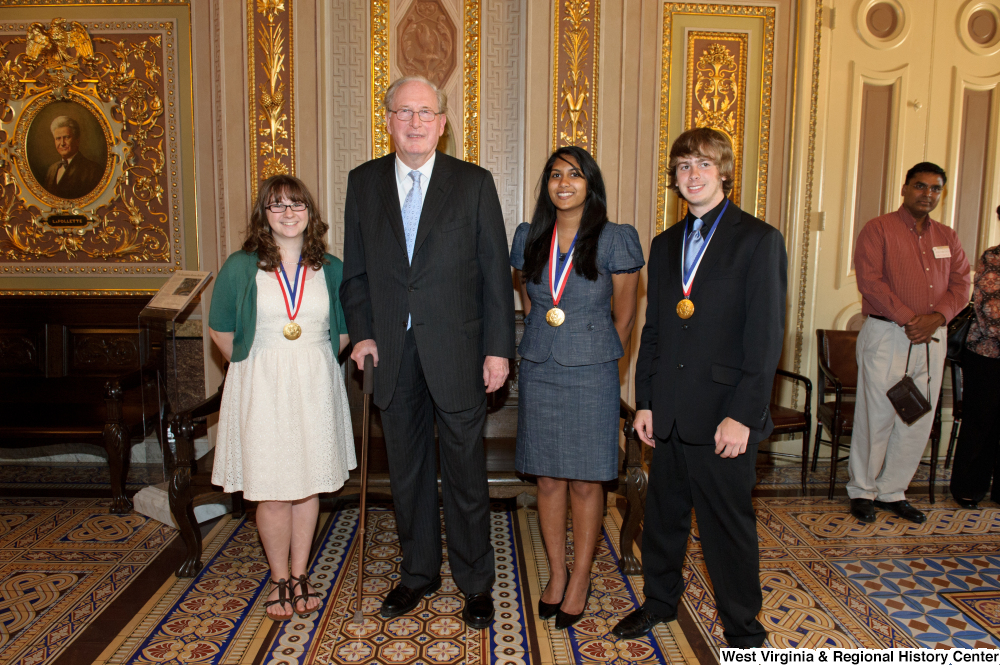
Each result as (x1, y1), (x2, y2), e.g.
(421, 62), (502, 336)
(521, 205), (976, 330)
(932, 245), (951, 259)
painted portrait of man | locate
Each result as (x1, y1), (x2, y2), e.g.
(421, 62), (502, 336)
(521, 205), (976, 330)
(42, 116), (104, 200)
(25, 101), (109, 202)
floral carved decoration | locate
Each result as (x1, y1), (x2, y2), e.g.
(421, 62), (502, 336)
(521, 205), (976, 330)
(0, 19), (173, 269)
(553, 0), (600, 153)
(249, 0), (294, 189)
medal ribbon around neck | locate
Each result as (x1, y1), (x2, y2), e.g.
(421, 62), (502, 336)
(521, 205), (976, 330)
(549, 226), (579, 308)
(277, 262), (305, 323)
(680, 199), (728, 299)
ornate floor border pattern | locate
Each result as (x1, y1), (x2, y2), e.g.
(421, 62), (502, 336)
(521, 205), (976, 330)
(0, 497), (176, 665)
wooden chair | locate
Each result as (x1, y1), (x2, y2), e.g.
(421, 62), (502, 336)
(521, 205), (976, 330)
(166, 371), (244, 577)
(812, 329), (859, 499)
(944, 360), (963, 469)
(812, 328), (945, 502)
(759, 369), (812, 490)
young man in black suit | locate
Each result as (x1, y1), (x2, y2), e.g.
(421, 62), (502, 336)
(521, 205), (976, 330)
(612, 127), (787, 647)
(340, 76), (515, 629)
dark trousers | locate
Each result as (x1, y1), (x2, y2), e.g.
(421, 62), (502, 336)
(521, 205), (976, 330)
(378, 329), (494, 595)
(950, 349), (1000, 502)
(641, 426), (765, 647)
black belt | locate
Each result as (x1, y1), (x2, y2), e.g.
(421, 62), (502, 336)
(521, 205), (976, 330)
(869, 315), (896, 324)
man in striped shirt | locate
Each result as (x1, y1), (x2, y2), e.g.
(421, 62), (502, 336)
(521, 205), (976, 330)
(849, 162), (970, 524)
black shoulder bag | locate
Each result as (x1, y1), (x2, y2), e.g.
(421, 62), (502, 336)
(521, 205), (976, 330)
(886, 343), (932, 425)
(946, 302), (975, 362)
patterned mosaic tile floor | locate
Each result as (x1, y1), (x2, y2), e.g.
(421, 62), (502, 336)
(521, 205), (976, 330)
(0, 498), (176, 665)
(0, 463), (164, 490)
(681, 496), (1000, 655)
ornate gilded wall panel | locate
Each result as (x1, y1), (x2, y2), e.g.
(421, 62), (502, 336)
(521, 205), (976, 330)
(0, 16), (193, 291)
(371, 0), (390, 158)
(552, 0), (600, 154)
(371, 0), (481, 164)
(685, 32), (748, 206)
(657, 3), (775, 232)
(248, 0), (294, 192)
(462, 0), (480, 163)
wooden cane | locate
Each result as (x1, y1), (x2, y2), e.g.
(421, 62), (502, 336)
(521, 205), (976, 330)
(354, 354), (374, 624)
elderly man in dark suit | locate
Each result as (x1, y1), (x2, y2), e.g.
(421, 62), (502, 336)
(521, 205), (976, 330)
(43, 116), (103, 200)
(612, 128), (787, 647)
(340, 75), (515, 629)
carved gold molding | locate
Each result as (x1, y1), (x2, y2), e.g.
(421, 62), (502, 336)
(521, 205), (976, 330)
(463, 0), (480, 163)
(791, 1), (824, 400)
(248, 0), (295, 192)
(656, 3), (775, 232)
(371, 0), (389, 159)
(552, 0), (600, 154)
(686, 33), (747, 207)
(0, 289), (156, 295)
(0, 19), (181, 272)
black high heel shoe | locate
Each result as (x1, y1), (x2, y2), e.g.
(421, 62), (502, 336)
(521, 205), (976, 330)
(555, 577), (591, 630)
(538, 566), (569, 619)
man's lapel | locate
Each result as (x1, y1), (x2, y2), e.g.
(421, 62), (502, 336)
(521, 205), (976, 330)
(690, 199), (740, 297)
(412, 152), (455, 258)
(377, 155), (407, 255)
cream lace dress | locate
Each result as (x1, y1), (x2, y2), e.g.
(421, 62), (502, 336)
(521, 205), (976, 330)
(212, 269), (356, 501)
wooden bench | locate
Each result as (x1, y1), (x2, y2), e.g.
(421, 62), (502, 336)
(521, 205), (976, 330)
(0, 296), (167, 514)
(166, 312), (647, 576)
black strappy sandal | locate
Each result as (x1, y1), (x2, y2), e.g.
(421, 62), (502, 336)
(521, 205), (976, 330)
(292, 574), (320, 617)
(263, 578), (293, 622)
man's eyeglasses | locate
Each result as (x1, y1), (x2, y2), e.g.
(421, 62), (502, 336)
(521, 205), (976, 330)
(390, 108), (442, 122)
(910, 183), (943, 194)
(266, 202), (308, 213)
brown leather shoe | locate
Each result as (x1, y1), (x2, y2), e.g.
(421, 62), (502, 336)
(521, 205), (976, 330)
(874, 500), (926, 524)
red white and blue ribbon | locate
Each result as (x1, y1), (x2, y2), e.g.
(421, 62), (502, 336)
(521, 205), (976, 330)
(549, 226), (578, 307)
(277, 262), (305, 322)
(680, 199), (728, 298)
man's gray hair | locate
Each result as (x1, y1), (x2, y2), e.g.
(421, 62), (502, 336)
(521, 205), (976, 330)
(50, 115), (80, 137)
(384, 75), (447, 114)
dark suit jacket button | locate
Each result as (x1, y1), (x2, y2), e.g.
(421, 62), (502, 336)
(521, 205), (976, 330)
(677, 364), (684, 369)
(681, 324), (689, 330)
(408, 286), (414, 292)
(587, 324), (594, 330)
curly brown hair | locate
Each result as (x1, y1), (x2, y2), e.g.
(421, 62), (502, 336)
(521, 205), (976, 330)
(242, 175), (329, 271)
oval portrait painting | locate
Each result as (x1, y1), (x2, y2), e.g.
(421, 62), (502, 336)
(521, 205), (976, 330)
(26, 100), (109, 202)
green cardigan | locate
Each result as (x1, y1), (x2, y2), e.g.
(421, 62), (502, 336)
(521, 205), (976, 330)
(208, 250), (349, 363)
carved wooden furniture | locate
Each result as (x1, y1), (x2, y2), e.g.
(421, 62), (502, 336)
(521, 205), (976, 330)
(167, 373), (244, 577)
(759, 369), (813, 491)
(0, 295), (166, 513)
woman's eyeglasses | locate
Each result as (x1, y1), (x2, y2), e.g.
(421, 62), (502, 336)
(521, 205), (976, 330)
(267, 203), (308, 213)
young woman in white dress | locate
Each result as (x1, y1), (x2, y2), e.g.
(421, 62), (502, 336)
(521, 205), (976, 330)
(208, 176), (355, 621)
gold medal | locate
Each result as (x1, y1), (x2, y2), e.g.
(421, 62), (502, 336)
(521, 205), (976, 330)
(283, 321), (302, 340)
(546, 307), (566, 327)
(676, 298), (694, 319)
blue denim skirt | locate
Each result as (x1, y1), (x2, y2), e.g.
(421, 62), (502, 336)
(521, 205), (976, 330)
(515, 355), (620, 481)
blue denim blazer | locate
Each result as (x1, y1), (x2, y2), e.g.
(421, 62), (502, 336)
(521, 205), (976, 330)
(511, 222), (644, 367)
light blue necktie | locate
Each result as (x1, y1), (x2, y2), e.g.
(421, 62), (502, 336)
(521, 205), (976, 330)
(684, 218), (704, 274)
(402, 170), (423, 329)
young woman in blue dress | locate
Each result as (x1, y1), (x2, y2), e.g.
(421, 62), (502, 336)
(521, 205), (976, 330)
(510, 147), (644, 629)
